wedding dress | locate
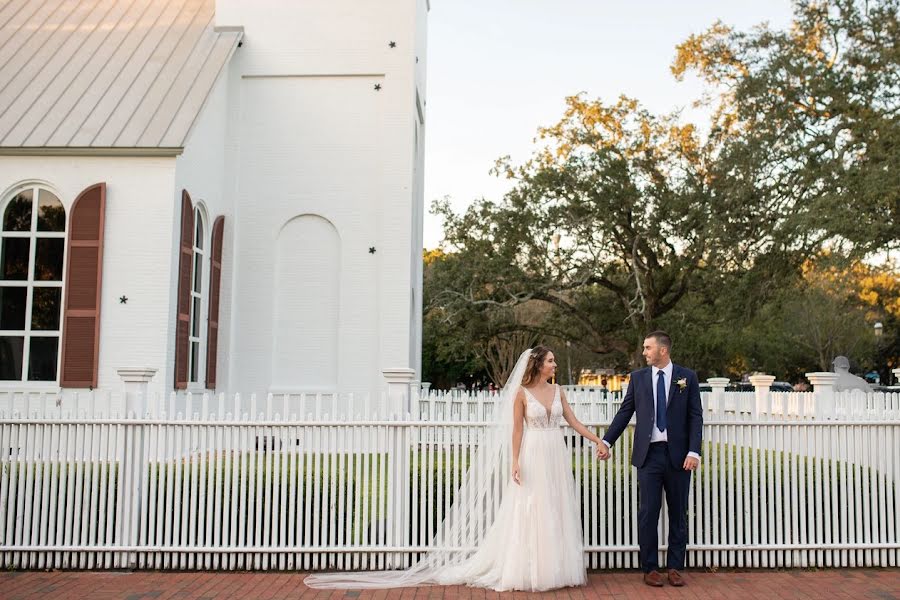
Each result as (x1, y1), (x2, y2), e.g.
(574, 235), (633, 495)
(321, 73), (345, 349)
(436, 383), (587, 590)
(304, 350), (587, 591)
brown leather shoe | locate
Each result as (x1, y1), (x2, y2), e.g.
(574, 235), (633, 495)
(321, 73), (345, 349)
(667, 569), (685, 586)
(643, 571), (664, 587)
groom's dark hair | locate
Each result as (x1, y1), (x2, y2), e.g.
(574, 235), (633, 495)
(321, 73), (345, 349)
(646, 330), (672, 351)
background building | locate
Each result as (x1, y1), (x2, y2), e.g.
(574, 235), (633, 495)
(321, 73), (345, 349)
(0, 0), (428, 410)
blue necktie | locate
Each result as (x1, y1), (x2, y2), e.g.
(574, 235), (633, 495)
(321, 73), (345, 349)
(656, 370), (667, 432)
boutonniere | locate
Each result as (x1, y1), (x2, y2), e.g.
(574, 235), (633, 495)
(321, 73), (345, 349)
(676, 378), (688, 391)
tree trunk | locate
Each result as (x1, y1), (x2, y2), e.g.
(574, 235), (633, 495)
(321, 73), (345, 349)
(630, 339), (644, 371)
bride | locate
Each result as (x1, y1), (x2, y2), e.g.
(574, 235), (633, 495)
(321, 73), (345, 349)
(305, 346), (604, 591)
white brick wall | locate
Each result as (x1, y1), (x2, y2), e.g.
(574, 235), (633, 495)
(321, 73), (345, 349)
(216, 0), (427, 397)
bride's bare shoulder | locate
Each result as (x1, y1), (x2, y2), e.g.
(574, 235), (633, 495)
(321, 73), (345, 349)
(516, 387), (529, 404)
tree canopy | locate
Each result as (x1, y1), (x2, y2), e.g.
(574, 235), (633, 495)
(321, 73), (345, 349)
(422, 0), (899, 387)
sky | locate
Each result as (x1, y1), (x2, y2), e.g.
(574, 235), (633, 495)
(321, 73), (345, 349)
(422, 0), (796, 249)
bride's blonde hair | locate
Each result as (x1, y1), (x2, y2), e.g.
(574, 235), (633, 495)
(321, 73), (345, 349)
(521, 345), (552, 387)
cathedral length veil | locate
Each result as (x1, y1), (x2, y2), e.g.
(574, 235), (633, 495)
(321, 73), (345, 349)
(304, 349), (534, 589)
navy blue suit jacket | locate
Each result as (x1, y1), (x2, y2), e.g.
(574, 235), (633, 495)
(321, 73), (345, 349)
(602, 364), (703, 469)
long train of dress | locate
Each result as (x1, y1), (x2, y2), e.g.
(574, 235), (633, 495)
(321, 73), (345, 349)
(304, 380), (587, 592)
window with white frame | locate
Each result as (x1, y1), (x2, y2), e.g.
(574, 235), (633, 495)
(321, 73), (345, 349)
(0, 186), (66, 382)
(188, 206), (206, 384)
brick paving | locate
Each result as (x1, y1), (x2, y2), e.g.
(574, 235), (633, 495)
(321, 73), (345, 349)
(0, 569), (898, 600)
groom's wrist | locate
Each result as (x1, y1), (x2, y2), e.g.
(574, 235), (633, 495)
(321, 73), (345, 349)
(601, 439), (611, 448)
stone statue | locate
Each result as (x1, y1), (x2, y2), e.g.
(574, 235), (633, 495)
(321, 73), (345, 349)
(832, 356), (873, 393)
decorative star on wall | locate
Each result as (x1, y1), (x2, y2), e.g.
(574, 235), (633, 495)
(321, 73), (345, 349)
(374, 83), (382, 91)
(369, 247), (377, 254)
(119, 295), (128, 304)
(389, 41), (396, 48)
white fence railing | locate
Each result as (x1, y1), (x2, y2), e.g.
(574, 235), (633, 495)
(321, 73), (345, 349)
(0, 390), (898, 571)
(417, 389), (900, 421)
(2, 387), (898, 423)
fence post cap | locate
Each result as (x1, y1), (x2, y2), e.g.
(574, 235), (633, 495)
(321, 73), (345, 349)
(748, 374), (776, 388)
(382, 368), (416, 383)
(116, 367), (158, 383)
(805, 372), (839, 386)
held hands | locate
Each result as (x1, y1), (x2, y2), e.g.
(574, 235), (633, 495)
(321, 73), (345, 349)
(683, 456), (700, 471)
(512, 462), (521, 485)
(595, 443), (610, 461)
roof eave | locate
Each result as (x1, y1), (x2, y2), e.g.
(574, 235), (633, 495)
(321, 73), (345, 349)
(0, 147), (184, 157)
(176, 31), (243, 150)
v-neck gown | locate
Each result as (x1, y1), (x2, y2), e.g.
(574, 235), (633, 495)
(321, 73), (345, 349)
(437, 384), (587, 591)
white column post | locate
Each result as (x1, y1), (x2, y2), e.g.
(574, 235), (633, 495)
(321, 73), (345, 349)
(115, 367), (156, 567)
(381, 367), (415, 568)
(748, 374), (776, 417)
(706, 377), (729, 414)
(117, 367), (157, 416)
(382, 368), (416, 417)
(806, 372), (839, 420)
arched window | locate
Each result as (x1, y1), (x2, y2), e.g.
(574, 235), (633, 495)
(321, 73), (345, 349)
(188, 205), (206, 384)
(0, 185), (66, 382)
(175, 192), (219, 390)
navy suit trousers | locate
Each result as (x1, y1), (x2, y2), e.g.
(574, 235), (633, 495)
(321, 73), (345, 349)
(637, 442), (691, 572)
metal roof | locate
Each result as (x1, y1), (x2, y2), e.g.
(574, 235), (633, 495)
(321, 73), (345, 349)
(0, 0), (241, 153)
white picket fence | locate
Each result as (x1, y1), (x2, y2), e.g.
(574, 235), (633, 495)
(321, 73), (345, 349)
(0, 389), (898, 572)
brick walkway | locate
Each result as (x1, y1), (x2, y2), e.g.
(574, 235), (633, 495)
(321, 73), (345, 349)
(0, 569), (898, 600)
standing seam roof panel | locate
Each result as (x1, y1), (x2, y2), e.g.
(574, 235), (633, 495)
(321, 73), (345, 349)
(137, 14), (217, 148)
(0, 0), (241, 150)
(5, 0), (130, 146)
(93, 0), (206, 147)
(27, 0), (158, 147)
(0, 0), (37, 45)
(65, 0), (185, 147)
(0, 0), (84, 115)
(115, 0), (212, 147)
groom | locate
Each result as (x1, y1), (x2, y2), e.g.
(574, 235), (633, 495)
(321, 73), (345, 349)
(597, 331), (702, 587)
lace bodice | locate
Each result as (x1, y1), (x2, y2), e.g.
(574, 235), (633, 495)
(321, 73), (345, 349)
(522, 385), (563, 429)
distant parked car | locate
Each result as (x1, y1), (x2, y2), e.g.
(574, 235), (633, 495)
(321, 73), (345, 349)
(698, 381), (793, 393)
(871, 384), (900, 393)
(728, 382), (754, 392)
(697, 382), (752, 392)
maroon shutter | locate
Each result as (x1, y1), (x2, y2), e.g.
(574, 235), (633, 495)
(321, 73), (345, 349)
(174, 191), (194, 390)
(60, 183), (106, 388)
(205, 216), (224, 389)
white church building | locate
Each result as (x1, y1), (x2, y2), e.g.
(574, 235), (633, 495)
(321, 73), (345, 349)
(0, 0), (428, 409)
